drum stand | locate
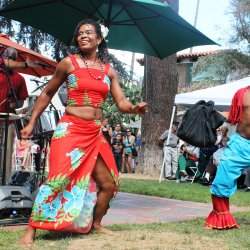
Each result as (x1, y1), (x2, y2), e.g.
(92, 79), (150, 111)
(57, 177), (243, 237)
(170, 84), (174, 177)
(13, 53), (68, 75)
(0, 112), (24, 185)
(0, 67), (32, 225)
(0, 67), (24, 185)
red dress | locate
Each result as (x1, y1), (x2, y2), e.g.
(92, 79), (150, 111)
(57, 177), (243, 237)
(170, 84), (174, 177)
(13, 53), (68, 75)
(29, 55), (119, 233)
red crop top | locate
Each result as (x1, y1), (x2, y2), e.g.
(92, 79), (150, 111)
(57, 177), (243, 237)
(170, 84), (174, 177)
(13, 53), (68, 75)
(66, 54), (111, 108)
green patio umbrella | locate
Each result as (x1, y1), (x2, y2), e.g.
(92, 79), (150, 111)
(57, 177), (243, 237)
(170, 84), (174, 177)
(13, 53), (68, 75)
(0, 0), (216, 59)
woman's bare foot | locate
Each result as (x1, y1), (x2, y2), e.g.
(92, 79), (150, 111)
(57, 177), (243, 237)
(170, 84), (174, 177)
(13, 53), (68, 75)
(92, 224), (114, 235)
(20, 226), (36, 248)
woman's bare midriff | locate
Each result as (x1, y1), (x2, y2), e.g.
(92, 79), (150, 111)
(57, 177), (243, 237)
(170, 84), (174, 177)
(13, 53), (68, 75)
(65, 106), (103, 120)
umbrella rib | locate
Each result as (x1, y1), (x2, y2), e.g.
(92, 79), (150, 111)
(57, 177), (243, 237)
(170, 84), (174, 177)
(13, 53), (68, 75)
(87, 1), (105, 21)
(122, 4), (162, 58)
(108, 0), (130, 24)
(112, 15), (162, 25)
(62, 1), (104, 19)
(139, 3), (213, 40)
(106, 0), (160, 24)
(106, 0), (113, 26)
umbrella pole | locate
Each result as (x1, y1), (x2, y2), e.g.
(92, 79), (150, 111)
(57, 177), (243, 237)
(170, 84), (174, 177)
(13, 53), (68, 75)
(159, 105), (176, 183)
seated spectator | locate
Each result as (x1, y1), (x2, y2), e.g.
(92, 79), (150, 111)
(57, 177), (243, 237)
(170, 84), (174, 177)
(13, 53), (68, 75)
(177, 143), (200, 182)
(201, 136), (228, 185)
(198, 145), (218, 180)
(215, 126), (229, 147)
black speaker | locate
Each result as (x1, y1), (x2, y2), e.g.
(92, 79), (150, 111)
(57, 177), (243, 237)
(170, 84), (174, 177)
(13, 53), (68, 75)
(0, 185), (33, 219)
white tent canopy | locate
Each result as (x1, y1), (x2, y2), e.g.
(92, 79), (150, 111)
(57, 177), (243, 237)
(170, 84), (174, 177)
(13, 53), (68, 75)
(175, 76), (250, 107)
(159, 76), (250, 183)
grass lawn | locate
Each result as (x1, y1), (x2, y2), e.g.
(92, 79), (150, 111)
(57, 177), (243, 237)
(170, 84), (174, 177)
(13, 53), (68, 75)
(119, 178), (250, 207)
(1, 212), (250, 250)
(1, 177), (249, 249)
(0, 229), (71, 250)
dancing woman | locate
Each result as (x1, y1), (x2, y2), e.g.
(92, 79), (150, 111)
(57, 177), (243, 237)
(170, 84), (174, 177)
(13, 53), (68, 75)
(21, 19), (147, 245)
(205, 86), (250, 229)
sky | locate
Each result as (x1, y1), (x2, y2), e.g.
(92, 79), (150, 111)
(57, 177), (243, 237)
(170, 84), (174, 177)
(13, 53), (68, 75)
(179, 0), (232, 49)
(113, 0), (233, 79)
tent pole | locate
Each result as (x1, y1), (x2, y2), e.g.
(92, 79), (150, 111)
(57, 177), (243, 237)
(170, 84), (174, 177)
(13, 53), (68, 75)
(159, 105), (177, 183)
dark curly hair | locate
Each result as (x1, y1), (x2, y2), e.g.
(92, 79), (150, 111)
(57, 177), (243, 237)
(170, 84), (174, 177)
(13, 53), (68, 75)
(72, 19), (109, 63)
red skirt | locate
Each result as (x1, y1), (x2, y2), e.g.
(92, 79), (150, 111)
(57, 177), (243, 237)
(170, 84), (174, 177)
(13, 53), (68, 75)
(29, 114), (119, 233)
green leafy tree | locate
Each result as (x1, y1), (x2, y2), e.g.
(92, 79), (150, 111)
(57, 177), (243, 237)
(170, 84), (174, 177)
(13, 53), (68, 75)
(229, 0), (250, 50)
(190, 50), (250, 91)
(103, 81), (142, 126)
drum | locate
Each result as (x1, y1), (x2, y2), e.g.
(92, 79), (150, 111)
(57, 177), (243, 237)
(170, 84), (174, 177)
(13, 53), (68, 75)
(33, 110), (62, 138)
(0, 113), (26, 121)
(58, 82), (67, 107)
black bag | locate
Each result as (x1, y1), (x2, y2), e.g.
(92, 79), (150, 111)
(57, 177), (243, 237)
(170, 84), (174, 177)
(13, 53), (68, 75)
(177, 100), (225, 147)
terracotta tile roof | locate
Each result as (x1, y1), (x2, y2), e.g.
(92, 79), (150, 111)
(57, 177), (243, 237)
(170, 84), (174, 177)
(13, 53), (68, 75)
(136, 50), (220, 65)
(177, 50), (218, 60)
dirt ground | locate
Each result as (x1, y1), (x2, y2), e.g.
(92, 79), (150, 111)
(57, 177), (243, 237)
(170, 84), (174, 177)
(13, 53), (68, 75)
(120, 173), (158, 180)
(68, 230), (228, 250)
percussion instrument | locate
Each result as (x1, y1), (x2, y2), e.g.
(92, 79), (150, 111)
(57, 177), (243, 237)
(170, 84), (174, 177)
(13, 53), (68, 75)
(33, 110), (61, 138)
(0, 112), (26, 121)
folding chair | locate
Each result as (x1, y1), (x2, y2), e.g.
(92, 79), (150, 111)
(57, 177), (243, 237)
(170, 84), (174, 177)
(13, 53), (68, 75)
(189, 161), (199, 184)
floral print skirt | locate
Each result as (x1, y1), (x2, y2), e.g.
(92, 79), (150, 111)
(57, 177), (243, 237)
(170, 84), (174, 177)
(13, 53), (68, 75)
(29, 114), (119, 233)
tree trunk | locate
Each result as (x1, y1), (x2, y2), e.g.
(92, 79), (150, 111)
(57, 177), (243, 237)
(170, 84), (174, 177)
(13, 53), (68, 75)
(139, 0), (179, 176)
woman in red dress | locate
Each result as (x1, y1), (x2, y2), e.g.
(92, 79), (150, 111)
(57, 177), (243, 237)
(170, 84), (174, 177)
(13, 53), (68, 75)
(20, 19), (147, 246)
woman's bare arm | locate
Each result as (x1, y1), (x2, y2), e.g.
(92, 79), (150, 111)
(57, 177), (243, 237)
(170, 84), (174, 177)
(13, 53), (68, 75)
(109, 67), (147, 114)
(28, 58), (70, 126)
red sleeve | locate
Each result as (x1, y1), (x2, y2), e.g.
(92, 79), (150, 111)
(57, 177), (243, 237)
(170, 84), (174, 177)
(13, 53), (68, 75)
(17, 74), (28, 100)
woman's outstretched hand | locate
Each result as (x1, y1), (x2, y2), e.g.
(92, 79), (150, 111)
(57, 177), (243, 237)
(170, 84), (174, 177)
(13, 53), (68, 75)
(131, 102), (148, 115)
(20, 123), (34, 139)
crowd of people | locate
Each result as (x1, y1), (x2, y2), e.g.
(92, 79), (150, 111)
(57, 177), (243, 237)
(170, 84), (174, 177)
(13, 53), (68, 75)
(101, 119), (141, 174)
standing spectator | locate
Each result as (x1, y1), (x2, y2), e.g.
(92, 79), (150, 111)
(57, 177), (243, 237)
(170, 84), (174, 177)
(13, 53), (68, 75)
(101, 118), (112, 144)
(111, 133), (123, 172)
(135, 128), (142, 151)
(159, 125), (179, 180)
(122, 128), (135, 173)
(111, 123), (122, 143)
